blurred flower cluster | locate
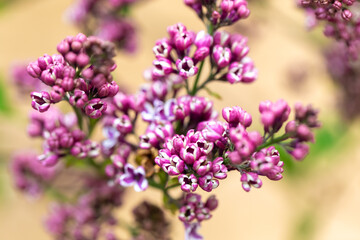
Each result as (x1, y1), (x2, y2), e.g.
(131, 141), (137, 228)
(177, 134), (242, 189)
(66, 0), (139, 52)
(10, 0), (320, 239)
(297, 0), (360, 120)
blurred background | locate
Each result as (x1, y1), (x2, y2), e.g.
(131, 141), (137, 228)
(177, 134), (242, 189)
(1, 0), (360, 239)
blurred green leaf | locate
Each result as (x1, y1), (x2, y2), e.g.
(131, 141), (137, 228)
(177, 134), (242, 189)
(204, 87), (222, 100)
(0, 76), (12, 114)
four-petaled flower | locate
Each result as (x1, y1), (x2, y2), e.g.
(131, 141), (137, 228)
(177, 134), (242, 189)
(119, 163), (148, 192)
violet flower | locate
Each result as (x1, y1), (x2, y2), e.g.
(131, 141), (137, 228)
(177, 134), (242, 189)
(119, 163), (148, 192)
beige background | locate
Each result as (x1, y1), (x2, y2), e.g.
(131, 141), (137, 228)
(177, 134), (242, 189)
(1, 0), (360, 239)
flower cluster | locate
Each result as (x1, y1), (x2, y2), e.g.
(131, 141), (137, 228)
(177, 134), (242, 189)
(27, 33), (118, 118)
(148, 22), (257, 90)
(10, 0), (321, 239)
(185, 0), (251, 29)
(28, 108), (99, 167)
(10, 63), (46, 94)
(45, 178), (124, 240)
(298, 0), (360, 60)
(11, 152), (56, 197)
(325, 43), (360, 120)
(132, 201), (170, 240)
(66, 0), (138, 52)
(179, 194), (218, 240)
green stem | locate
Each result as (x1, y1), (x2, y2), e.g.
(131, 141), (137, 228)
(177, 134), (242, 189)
(207, 22), (214, 35)
(256, 133), (291, 151)
(88, 118), (99, 137)
(191, 60), (205, 96)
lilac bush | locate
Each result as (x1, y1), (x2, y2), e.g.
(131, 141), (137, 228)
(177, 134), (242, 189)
(11, 0), (321, 239)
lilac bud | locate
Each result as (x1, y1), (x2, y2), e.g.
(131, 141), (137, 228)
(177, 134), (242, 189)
(193, 156), (213, 176)
(285, 120), (297, 135)
(50, 86), (64, 103)
(40, 69), (56, 86)
(342, 9), (352, 21)
(139, 131), (158, 149)
(71, 142), (88, 159)
(212, 10), (221, 25)
(76, 53), (90, 67)
(176, 57), (198, 78)
(214, 31), (230, 46)
(297, 124), (314, 142)
(179, 204), (196, 222)
(84, 98), (107, 119)
(198, 173), (219, 192)
(113, 92), (130, 112)
(71, 40), (82, 52)
(28, 122), (42, 137)
(37, 54), (53, 70)
(57, 40), (70, 55)
(153, 38), (172, 58)
(152, 57), (173, 78)
(69, 89), (88, 108)
(31, 91), (51, 112)
(212, 45), (231, 68)
(231, 34), (249, 60)
(72, 129), (85, 142)
(91, 74), (107, 89)
(27, 62), (42, 78)
(221, 0), (234, 13)
(332, 1), (342, 10)
(180, 144), (201, 164)
(290, 143), (309, 161)
(108, 81), (119, 97)
(237, 3), (250, 19)
(194, 31), (213, 48)
(222, 107), (240, 124)
(97, 84), (110, 98)
(178, 174), (198, 192)
(227, 58), (257, 84)
(150, 81), (168, 100)
(194, 47), (210, 62)
(205, 195), (218, 211)
(113, 115), (133, 134)
(81, 67), (94, 80)
(65, 52), (77, 65)
(167, 23), (187, 40)
(175, 31), (195, 51)
(60, 77), (75, 91)
(240, 172), (262, 192)
(195, 207), (211, 221)
(38, 152), (59, 167)
(59, 133), (74, 148)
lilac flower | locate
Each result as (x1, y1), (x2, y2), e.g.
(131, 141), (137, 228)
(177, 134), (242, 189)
(152, 57), (173, 78)
(212, 45), (231, 68)
(178, 174), (198, 192)
(11, 152), (56, 197)
(84, 98), (107, 119)
(240, 172), (262, 192)
(31, 91), (52, 112)
(259, 99), (291, 133)
(176, 57), (199, 78)
(119, 163), (148, 192)
(226, 58), (257, 84)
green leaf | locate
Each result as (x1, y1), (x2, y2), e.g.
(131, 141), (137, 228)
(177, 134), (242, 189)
(204, 87), (222, 100)
(166, 177), (179, 189)
(163, 193), (178, 214)
(0, 76), (12, 114)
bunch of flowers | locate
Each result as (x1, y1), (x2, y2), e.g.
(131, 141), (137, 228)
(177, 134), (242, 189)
(11, 0), (320, 239)
(297, 1), (360, 120)
(66, 0), (139, 52)
(297, 0), (360, 59)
